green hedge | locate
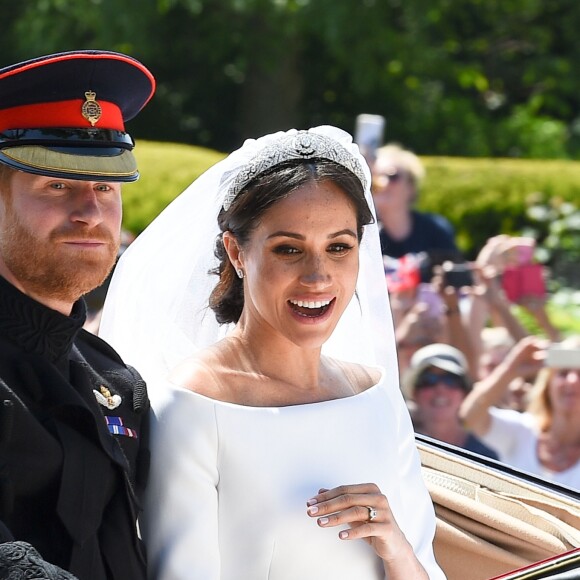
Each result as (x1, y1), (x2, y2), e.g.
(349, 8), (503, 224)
(127, 141), (580, 260)
(419, 156), (580, 258)
(124, 140), (226, 234)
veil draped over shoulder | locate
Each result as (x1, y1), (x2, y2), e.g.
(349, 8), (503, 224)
(99, 126), (399, 405)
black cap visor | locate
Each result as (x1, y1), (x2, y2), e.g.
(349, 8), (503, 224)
(0, 128), (138, 182)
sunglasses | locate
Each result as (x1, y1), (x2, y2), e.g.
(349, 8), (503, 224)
(375, 171), (404, 182)
(416, 371), (465, 391)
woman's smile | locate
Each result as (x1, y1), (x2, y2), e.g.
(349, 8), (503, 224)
(287, 297), (336, 322)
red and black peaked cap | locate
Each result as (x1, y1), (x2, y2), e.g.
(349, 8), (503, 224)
(0, 50), (155, 182)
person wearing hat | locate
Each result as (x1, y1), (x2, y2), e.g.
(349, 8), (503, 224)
(403, 343), (499, 460)
(0, 51), (155, 579)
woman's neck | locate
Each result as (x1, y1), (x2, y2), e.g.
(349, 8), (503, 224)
(227, 329), (324, 392)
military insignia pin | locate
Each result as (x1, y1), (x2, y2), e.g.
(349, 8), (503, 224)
(94, 385), (122, 410)
(106, 416), (138, 438)
(81, 90), (102, 126)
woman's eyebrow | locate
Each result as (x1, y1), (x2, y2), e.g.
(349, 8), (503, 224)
(266, 229), (357, 240)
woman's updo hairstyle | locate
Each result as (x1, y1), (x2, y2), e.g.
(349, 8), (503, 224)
(209, 158), (373, 324)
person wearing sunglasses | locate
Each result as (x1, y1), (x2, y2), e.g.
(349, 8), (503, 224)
(403, 343), (499, 460)
(371, 143), (458, 259)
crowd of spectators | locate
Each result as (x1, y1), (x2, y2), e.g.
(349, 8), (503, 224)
(372, 143), (580, 490)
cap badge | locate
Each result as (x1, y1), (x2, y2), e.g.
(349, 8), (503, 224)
(81, 90), (102, 126)
(94, 385), (122, 410)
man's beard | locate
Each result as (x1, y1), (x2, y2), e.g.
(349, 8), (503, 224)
(0, 207), (120, 305)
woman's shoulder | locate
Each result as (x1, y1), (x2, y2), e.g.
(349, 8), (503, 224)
(170, 348), (385, 404)
(169, 343), (233, 401)
(326, 358), (383, 394)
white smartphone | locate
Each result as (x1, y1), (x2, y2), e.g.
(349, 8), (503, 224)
(354, 114), (385, 163)
(545, 344), (580, 369)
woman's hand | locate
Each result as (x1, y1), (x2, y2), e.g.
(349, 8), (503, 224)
(306, 483), (428, 579)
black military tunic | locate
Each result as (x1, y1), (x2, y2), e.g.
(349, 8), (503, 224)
(0, 275), (149, 579)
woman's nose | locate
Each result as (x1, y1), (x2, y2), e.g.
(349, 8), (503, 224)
(300, 254), (331, 287)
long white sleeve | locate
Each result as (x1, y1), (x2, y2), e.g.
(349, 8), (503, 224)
(142, 386), (221, 580)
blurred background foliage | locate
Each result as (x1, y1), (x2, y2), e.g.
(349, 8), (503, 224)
(5, 0), (580, 315)
(4, 0), (580, 158)
(6, 0), (580, 331)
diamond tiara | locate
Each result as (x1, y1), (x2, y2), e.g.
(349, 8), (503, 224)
(222, 130), (368, 210)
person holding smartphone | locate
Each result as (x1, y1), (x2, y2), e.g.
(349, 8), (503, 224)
(460, 336), (580, 489)
(473, 235), (561, 342)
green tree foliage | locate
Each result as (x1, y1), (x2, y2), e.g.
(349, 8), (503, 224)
(2, 0), (580, 157)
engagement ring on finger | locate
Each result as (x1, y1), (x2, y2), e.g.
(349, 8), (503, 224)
(366, 506), (378, 521)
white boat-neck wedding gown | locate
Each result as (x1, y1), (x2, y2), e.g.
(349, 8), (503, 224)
(142, 368), (445, 579)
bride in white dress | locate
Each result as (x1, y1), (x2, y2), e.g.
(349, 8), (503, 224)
(100, 126), (446, 579)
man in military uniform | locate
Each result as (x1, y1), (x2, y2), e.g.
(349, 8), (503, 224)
(0, 51), (155, 579)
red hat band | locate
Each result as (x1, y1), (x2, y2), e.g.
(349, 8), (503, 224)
(0, 98), (124, 133)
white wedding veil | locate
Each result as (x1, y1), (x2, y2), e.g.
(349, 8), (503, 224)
(99, 125), (399, 404)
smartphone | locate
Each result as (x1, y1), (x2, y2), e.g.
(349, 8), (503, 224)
(545, 344), (580, 369)
(416, 283), (443, 318)
(354, 114), (385, 164)
(418, 249), (469, 283)
(516, 244), (534, 265)
(507, 237), (535, 266)
(442, 263), (473, 288)
(501, 263), (546, 304)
